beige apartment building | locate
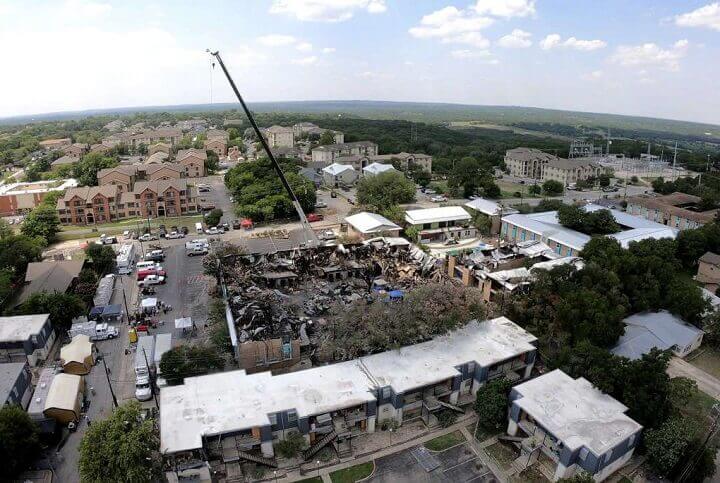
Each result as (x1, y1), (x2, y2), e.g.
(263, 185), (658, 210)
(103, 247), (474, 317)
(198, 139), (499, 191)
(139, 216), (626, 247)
(311, 141), (379, 165)
(176, 149), (207, 177)
(204, 137), (227, 157)
(263, 126), (295, 148)
(542, 158), (604, 185)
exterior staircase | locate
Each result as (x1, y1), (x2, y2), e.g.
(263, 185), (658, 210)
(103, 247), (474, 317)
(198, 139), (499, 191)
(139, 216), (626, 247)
(303, 429), (337, 460)
(236, 449), (278, 468)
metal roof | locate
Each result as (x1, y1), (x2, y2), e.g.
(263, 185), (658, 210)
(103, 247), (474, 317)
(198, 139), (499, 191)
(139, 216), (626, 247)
(611, 311), (704, 360)
(344, 212), (400, 234)
(405, 206), (471, 225)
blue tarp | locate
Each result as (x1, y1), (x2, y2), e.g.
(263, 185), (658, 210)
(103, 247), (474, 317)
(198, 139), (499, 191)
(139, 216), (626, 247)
(388, 290), (404, 299)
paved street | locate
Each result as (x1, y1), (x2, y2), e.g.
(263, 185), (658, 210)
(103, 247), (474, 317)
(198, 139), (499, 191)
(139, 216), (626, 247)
(668, 357), (720, 401)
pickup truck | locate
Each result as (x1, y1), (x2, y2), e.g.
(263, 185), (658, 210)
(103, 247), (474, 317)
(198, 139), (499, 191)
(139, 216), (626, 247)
(187, 246), (208, 257)
(68, 321), (119, 341)
(165, 231), (185, 239)
(137, 268), (167, 281)
(138, 274), (166, 286)
(307, 213), (324, 222)
(139, 233), (158, 242)
(96, 234), (117, 245)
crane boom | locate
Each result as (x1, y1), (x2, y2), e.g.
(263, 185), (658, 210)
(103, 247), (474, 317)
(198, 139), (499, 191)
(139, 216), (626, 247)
(207, 49), (318, 247)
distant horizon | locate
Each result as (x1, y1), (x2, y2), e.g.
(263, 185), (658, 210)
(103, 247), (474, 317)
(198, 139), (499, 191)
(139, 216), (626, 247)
(2, 99), (719, 130)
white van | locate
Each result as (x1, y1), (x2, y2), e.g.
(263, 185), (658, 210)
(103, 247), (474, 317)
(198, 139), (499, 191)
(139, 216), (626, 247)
(195, 222), (203, 234)
(136, 261), (161, 271)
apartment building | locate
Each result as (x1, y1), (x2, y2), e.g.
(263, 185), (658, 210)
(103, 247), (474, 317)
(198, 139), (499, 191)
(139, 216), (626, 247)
(509, 370), (642, 482)
(0, 314), (55, 367)
(626, 192), (717, 230)
(204, 137), (227, 157)
(57, 179), (198, 225)
(542, 158), (605, 185)
(263, 126), (295, 148)
(63, 143), (89, 158)
(404, 206), (475, 243)
(505, 148), (557, 179)
(148, 142), (171, 156)
(161, 317), (537, 464)
(311, 141), (379, 165)
(176, 148), (207, 177)
(39, 138), (72, 150)
(0, 179), (78, 216)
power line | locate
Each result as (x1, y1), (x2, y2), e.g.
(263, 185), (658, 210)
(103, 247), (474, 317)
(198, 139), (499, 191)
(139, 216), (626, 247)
(102, 358), (118, 408)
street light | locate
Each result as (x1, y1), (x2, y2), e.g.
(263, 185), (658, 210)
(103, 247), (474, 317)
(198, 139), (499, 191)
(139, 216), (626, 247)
(316, 460), (321, 477)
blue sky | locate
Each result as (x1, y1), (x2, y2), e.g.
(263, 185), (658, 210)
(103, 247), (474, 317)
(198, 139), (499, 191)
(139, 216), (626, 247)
(1, 0), (719, 124)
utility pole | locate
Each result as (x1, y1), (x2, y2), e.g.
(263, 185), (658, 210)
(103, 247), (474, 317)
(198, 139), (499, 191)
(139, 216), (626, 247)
(672, 141), (678, 181)
(102, 358), (118, 408)
(142, 347), (160, 409)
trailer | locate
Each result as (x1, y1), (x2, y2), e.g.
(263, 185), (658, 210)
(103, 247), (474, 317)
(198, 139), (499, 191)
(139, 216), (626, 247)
(135, 335), (156, 401)
(116, 243), (135, 275)
(153, 333), (172, 388)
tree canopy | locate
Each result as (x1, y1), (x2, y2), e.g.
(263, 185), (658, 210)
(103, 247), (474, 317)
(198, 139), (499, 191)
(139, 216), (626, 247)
(542, 179), (564, 195)
(0, 405), (41, 480)
(556, 204), (620, 235)
(78, 402), (160, 483)
(159, 344), (224, 385)
(85, 244), (116, 275)
(356, 170), (416, 211)
(474, 377), (513, 430)
(21, 204), (61, 243)
(15, 292), (85, 330)
(447, 156), (500, 198)
(73, 152), (119, 186)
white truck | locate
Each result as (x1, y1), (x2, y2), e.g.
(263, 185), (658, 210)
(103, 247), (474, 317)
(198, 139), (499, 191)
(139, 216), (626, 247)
(135, 335), (156, 401)
(68, 320), (119, 341)
(116, 243), (135, 275)
(185, 239), (209, 256)
(153, 333), (172, 389)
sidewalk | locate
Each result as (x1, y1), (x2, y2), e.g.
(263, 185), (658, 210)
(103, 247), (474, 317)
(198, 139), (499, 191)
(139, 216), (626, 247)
(270, 413), (503, 483)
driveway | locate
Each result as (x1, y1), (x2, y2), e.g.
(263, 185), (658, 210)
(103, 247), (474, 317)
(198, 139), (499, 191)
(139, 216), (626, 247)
(668, 357), (720, 400)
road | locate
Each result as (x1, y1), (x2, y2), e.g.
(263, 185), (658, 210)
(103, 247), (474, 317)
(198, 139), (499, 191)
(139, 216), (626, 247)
(667, 357), (720, 401)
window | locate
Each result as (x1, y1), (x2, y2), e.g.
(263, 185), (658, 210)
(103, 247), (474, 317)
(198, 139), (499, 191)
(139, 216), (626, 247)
(287, 410), (298, 423)
(381, 387), (391, 399)
(578, 447), (589, 461)
(268, 413), (278, 425)
(467, 362), (475, 374)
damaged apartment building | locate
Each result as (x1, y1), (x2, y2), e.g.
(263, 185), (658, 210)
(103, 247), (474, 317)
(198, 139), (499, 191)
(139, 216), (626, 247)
(447, 239), (584, 302)
(218, 235), (445, 375)
(161, 317), (538, 477)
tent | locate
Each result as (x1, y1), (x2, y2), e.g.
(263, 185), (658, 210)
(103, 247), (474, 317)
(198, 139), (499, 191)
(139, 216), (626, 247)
(90, 304), (122, 322)
(44, 373), (84, 424)
(60, 335), (94, 375)
(175, 317), (193, 329)
(141, 298), (158, 313)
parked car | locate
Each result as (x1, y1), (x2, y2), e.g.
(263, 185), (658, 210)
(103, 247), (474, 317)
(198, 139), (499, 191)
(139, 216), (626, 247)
(319, 229), (336, 240)
(424, 189), (437, 195)
(200, 204), (216, 211)
(165, 231), (185, 239)
(139, 233), (158, 242)
(96, 234), (117, 245)
(307, 213), (324, 222)
(180, 226), (189, 235)
(221, 223), (230, 232)
(144, 250), (165, 262)
(205, 227), (222, 235)
(137, 274), (166, 286)
(444, 238), (459, 246)
(431, 195), (448, 202)
(159, 227), (167, 238)
(315, 200), (328, 209)
(187, 246), (208, 257)
(232, 219), (241, 229)
(198, 186), (211, 193)
(137, 268), (166, 281)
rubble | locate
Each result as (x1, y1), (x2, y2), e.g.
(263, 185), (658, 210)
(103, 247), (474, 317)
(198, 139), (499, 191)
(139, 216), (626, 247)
(216, 238), (450, 371)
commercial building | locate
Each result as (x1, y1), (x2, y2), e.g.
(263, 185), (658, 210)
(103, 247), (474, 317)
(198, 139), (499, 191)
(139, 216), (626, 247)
(697, 251), (720, 292)
(0, 314), (55, 367)
(501, 204), (678, 257)
(0, 179), (78, 216)
(626, 192), (717, 230)
(404, 206), (475, 243)
(311, 141), (378, 166)
(509, 370), (642, 482)
(0, 362), (33, 408)
(344, 212), (401, 239)
(321, 163), (357, 186)
(611, 311), (704, 360)
(161, 317), (537, 463)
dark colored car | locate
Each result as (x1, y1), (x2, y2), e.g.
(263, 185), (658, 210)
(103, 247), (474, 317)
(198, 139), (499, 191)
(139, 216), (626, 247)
(180, 226), (189, 235)
(307, 213), (324, 222)
(232, 219), (241, 229)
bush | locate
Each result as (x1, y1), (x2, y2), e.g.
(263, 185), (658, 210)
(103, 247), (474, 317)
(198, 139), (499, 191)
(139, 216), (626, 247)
(542, 179), (564, 195)
(474, 378), (513, 430)
(275, 432), (307, 459)
(436, 409), (458, 428)
(356, 170), (416, 211)
(205, 208), (223, 227)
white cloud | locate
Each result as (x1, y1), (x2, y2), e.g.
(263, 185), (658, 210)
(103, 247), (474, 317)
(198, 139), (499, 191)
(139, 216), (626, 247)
(540, 34), (606, 51)
(291, 56), (318, 65)
(610, 39), (689, 71)
(409, 6), (493, 48)
(63, 0), (111, 18)
(358, 71), (394, 79)
(321, 47), (336, 54)
(497, 29), (532, 48)
(581, 70), (603, 81)
(450, 49), (498, 64)
(269, 0), (386, 22)
(257, 34), (297, 47)
(675, 3), (720, 31)
(296, 42), (313, 52)
(473, 0), (535, 18)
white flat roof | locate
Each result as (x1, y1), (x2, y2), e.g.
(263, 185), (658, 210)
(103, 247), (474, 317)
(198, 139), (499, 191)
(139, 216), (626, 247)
(0, 314), (50, 342)
(345, 212), (400, 234)
(363, 162), (395, 175)
(502, 205), (676, 251)
(513, 370), (642, 455)
(0, 179), (78, 196)
(405, 206), (471, 225)
(465, 198), (518, 216)
(161, 317), (536, 454)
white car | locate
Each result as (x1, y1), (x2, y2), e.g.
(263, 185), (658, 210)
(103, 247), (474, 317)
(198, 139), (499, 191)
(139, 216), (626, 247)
(205, 227), (222, 235)
(430, 195), (448, 202)
(165, 231), (185, 239)
(315, 200), (328, 209)
(137, 274), (166, 286)
(135, 376), (152, 401)
(139, 233), (158, 242)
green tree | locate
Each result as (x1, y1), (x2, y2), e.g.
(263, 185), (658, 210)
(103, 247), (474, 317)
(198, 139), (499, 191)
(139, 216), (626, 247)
(644, 417), (694, 478)
(159, 344), (224, 385)
(227, 127), (240, 140)
(74, 268), (99, 305)
(21, 205), (61, 243)
(356, 170), (415, 211)
(665, 278), (710, 327)
(0, 405), (41, 480)
(78, 401), (160, 483)
(474, 378), (513, 430)
(598, 174), (611, 187)
(0, 268), (14, 311)
(275, 432), (307, 459)
(0, 234), (44, 276)
(137, 143), (148, 155)
(542, 179), (564, 195)
(318, 130), (335, 146)
(558, 472), (594, 483)
(85, 244), (116, 275)
(206, 150), (219, 173)
(528, 184), (541, 196)
(0, 219), (12, 239)
(16, 292), (85, 331)
(703, 311), (720, 347)
(205, 208), (223, 227)
(73, 152), (119, 186)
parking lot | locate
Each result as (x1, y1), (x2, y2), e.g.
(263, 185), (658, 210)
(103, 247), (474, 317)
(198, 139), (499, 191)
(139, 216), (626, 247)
(368, 442), (497, 483)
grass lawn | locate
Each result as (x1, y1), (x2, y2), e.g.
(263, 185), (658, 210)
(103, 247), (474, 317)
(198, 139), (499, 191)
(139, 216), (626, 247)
(297, 478), (323, 483)
(484, 442), (518, 470)
(329, 462), (374, 483)
(497, 180), (541, 199)
(424, 430), (465, 451)
(466, 423), (499, 443)
(688, 348), (720, 380)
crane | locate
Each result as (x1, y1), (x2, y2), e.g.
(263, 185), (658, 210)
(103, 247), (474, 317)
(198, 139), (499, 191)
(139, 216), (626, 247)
(206, 49), (319, 248)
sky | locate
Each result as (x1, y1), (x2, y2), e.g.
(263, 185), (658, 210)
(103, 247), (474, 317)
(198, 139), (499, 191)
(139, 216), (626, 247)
(1, 0), (719, 124)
